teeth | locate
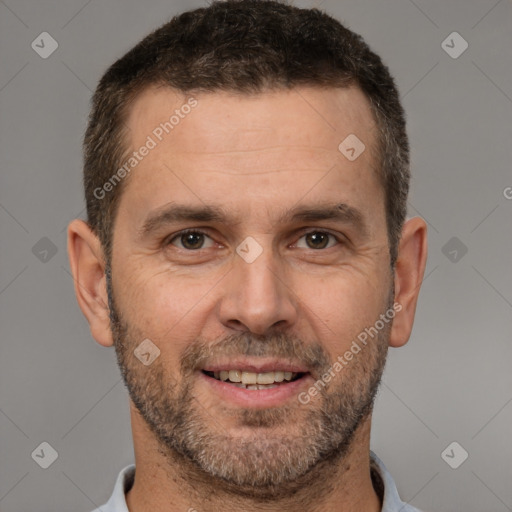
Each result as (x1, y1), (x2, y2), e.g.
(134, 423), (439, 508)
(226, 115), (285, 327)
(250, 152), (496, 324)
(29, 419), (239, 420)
(241, 371), (257, 385)
(256, 372), (275, 384)
(210, 370), (299, 385)
(229, 370), (242, 382)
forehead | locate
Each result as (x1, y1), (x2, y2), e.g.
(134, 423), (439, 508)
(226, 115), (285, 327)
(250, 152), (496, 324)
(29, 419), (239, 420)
(126, 84), (378, 162)
(117, 84), (383, 233)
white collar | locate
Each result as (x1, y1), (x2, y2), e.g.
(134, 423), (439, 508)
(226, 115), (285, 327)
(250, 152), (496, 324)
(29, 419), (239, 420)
(92, 451), (422, 512)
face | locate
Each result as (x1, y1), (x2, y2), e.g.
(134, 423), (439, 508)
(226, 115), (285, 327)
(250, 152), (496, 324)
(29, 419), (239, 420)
(107, 85), (394, 495)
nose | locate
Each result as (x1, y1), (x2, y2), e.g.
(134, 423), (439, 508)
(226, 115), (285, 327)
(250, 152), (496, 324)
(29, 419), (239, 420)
(218, 239), (298, 336)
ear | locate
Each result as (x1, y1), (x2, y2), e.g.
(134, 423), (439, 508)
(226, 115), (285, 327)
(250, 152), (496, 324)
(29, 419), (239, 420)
(389, 217), (428, 348)
(67, 219), (113, 347)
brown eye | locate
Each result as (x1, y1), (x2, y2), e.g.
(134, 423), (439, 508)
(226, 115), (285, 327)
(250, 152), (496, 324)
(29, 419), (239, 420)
(296, 231), (339, 250)
(168, 230), (213, 250)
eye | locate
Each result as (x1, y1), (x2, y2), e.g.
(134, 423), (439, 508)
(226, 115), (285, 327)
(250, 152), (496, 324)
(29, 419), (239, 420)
(167, 229), (215, 250)
(166, 229), (342, 252)
(295, 230), (340, 250)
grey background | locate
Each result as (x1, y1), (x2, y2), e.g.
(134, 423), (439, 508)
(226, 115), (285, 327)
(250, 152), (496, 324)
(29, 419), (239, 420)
(1, 0), (511, 511)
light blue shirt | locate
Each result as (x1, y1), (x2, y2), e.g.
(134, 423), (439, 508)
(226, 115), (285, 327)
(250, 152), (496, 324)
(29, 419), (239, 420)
(91, 451), (423, 512)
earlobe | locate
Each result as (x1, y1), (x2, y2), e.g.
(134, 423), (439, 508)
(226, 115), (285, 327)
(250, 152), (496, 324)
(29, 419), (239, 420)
(389, 217), (428, 348)
(67, 220), (114, 347)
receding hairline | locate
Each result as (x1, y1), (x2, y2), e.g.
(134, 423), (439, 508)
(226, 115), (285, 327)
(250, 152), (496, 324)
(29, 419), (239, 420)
(83, 0), (409, 270)
(113, 81), (383, 201)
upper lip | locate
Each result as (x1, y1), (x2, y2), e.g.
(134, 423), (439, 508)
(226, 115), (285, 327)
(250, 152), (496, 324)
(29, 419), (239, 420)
(201, 359), (309, 374)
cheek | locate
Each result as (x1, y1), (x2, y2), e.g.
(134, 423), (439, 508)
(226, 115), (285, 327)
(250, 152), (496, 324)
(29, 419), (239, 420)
(115, 267), (215, 347)
(299, 271), (388, 353)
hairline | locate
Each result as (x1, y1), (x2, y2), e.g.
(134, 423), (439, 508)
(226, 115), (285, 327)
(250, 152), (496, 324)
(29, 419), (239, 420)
(102, 81), (388, 263)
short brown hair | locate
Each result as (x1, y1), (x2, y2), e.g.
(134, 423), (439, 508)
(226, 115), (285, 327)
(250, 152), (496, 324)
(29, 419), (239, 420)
(83, 0), (409, 267)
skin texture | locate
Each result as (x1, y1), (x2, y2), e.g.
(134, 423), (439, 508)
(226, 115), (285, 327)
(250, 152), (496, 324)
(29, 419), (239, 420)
(68, 85), (428, 512)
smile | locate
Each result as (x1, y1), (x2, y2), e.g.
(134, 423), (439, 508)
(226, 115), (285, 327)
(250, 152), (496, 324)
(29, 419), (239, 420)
(202, 370), (304, 389)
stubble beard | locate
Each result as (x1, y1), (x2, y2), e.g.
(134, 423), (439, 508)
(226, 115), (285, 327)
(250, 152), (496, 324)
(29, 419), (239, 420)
(106, 263), (390, 497)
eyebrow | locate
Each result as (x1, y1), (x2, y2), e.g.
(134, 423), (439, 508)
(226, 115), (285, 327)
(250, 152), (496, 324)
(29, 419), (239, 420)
(138, 201), (368, 239)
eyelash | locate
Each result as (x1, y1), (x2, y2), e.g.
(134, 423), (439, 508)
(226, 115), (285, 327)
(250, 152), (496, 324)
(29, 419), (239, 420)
(165, 228), (344, 251)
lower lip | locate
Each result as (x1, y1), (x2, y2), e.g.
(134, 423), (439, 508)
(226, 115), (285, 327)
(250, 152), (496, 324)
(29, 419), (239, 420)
(199, 371), (313, 408)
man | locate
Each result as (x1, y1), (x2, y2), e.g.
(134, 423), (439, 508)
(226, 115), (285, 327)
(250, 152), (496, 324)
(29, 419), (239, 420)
(67, 1), (428, 511)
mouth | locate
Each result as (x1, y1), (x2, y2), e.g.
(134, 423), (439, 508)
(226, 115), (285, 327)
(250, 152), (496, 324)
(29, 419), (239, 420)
(202, 369), (306, 390)
(198, 360), (314, 408)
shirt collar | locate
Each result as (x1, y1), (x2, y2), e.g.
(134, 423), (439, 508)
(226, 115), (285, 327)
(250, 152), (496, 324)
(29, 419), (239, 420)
(370, 450), (423, 512)
(94, 452), (421, 512)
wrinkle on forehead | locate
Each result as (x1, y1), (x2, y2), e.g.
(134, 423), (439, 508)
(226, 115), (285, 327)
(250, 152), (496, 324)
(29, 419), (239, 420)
(118, 85), (384, 230)
(125, 84), (378, 155)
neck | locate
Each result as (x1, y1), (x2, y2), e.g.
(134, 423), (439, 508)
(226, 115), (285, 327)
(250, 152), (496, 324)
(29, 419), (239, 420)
(126, 403), (381, 512)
